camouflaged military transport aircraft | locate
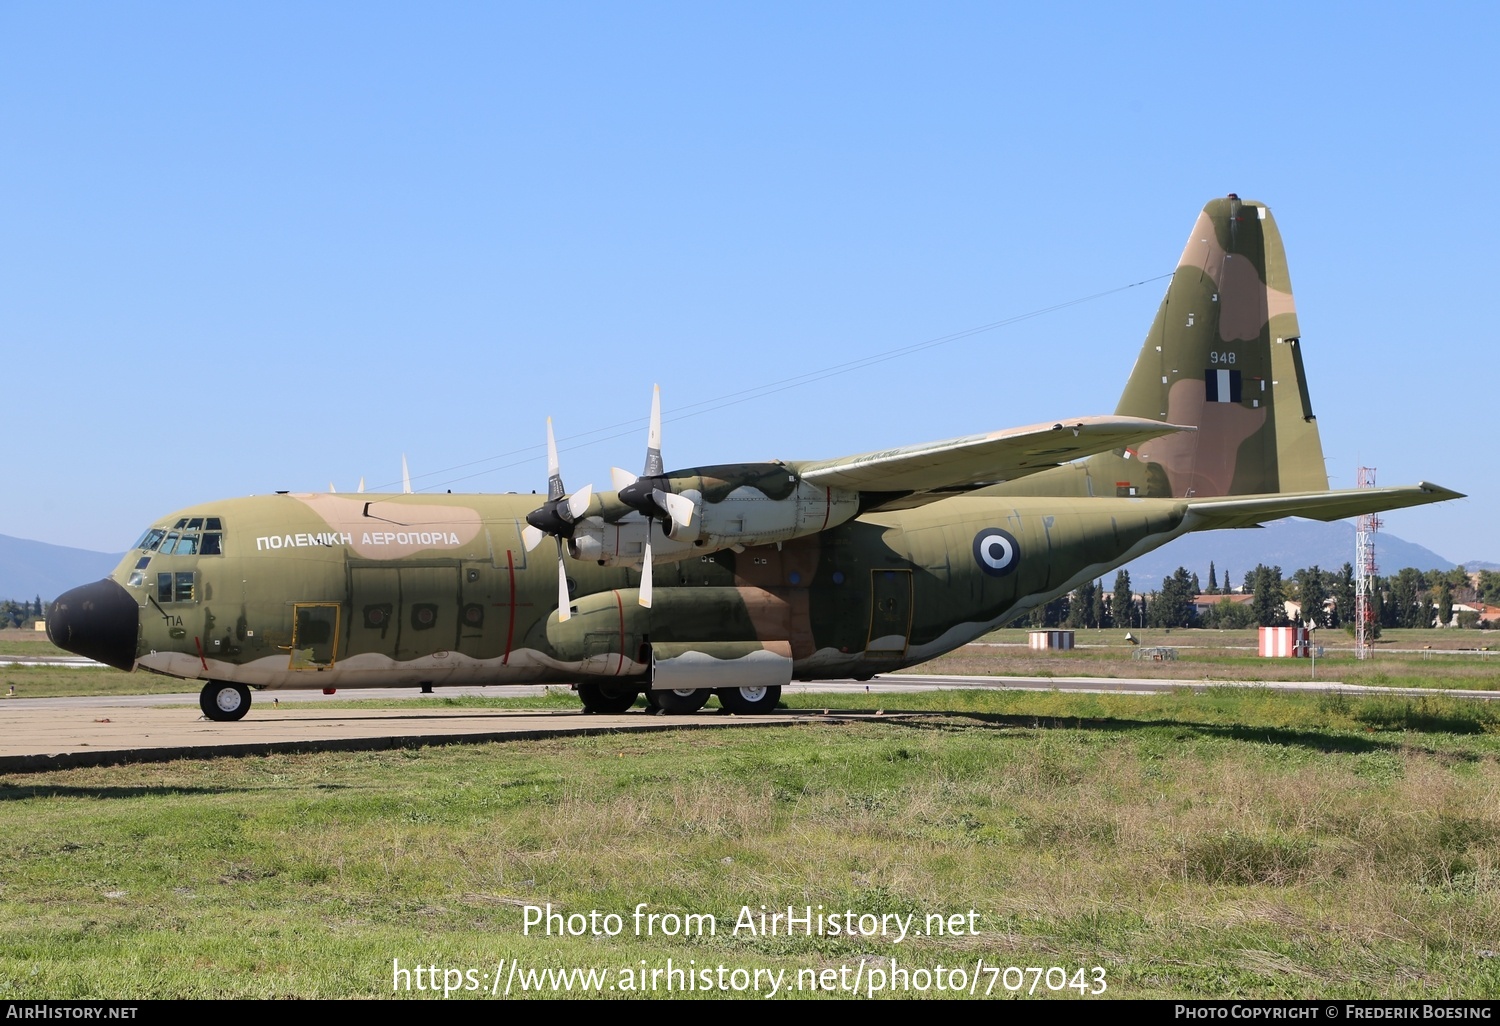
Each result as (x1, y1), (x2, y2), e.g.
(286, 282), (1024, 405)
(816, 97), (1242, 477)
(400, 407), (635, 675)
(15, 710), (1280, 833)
(48, 195), (1461, 721)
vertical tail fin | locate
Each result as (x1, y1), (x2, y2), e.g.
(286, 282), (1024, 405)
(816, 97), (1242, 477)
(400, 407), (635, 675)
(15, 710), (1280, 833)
(1112, 194), (1326, 496)
(1002, 195), (1327, 499)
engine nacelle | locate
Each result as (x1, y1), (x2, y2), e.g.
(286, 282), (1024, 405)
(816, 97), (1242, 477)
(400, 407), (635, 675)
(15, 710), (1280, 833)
(570, 479), (859, 569)
(662, 481), (859, 550)
(568, 515), (698, 567)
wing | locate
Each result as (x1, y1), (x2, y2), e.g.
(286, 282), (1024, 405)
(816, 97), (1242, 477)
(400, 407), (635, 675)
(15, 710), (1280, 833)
(789, 415), (1192, 510)
(1182, 482), (1464, 530)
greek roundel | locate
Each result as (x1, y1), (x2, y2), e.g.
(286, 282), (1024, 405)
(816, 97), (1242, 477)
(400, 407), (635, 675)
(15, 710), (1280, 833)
(972, 528), (1021, 577)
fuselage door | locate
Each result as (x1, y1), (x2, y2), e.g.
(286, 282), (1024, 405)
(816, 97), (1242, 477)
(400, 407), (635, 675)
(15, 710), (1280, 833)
(290, 603), (340, 670)
(866, 569), (912, 656)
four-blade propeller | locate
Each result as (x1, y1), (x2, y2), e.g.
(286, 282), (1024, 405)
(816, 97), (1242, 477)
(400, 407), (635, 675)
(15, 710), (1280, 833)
(525, 386), (692, 618)
(610, 385), (694, 609)
(520, 417), (593, 622)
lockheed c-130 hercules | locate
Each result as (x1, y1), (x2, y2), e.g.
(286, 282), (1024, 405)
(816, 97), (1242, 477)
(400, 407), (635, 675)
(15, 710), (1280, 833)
(48, 196), (1461, 720)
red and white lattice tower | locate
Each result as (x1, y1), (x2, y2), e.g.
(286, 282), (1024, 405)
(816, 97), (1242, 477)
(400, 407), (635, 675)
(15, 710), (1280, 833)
(1354, 466), (1380, 660)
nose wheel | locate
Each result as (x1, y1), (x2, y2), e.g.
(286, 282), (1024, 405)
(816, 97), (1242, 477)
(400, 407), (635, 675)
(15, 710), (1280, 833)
(200, 680), (251, 721)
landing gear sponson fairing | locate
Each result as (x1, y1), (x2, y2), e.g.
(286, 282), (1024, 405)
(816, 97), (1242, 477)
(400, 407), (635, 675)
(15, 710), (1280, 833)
(48, 197), (1460, 720)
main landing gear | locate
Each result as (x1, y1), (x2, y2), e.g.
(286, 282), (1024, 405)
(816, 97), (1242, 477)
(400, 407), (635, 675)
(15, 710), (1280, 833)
(647, 688), (711, 714)
(716, 685), (781, 715)
(576, 681), (642, 715)
(577, 684), (782, 715)
(200, 680), (251, 722)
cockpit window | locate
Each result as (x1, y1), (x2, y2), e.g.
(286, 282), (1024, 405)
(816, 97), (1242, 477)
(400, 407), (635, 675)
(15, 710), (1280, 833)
(133, 517), (226, 556)
(157, 571), (196, 602)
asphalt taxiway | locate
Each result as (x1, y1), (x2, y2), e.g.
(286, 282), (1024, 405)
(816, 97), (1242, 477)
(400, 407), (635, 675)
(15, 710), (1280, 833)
(1, 682), (910, 772)
(4, 674), (1497, 772)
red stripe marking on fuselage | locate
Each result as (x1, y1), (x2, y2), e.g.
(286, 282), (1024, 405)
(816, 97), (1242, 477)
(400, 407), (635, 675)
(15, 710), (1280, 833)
(614, 590), (626, 676)
(194, 635), (208, 672)
(503, 549), (516, 666)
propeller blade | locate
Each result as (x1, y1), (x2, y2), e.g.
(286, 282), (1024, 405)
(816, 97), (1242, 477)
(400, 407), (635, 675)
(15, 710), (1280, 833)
(611, 466), (637, 491)
(526, 417), (597, 563)
(357, 477), (365, 493)
(555, 538), (571, 622)
(639, 529), (654, 609)
(654, 489), (695, 527)
(643, 384), (664, 477)
(545, 417), (565, 501)
(566, 484), (593, 522)
(402, 454), (413, 494)
(329, 482), (336, 493)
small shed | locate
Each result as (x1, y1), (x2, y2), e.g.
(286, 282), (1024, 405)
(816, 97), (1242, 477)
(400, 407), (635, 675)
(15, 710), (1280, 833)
(1028, 629), (1075, 651)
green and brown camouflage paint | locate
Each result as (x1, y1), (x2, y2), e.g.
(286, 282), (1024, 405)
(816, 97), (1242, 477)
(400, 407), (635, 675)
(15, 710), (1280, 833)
(48, 197), (1459, 715)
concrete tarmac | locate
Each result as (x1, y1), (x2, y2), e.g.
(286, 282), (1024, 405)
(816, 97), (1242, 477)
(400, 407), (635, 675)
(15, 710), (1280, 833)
(0, 701), (828, 772)
(4, 674), (1497, 773)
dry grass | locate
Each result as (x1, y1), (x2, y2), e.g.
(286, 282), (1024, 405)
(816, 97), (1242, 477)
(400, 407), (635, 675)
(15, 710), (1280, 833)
(4, 688), (1498, 998)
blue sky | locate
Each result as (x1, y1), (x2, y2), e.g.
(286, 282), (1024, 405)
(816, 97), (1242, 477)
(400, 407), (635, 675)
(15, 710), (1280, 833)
(3, 3), (1493, 561)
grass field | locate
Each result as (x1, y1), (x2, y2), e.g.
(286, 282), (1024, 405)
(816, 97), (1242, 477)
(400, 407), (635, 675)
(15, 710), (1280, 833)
(3, 682), (1500, 999)
(0, 630), (65, 656)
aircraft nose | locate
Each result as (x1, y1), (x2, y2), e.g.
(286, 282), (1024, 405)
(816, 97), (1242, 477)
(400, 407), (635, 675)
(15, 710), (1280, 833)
(47, 579), (140, 670)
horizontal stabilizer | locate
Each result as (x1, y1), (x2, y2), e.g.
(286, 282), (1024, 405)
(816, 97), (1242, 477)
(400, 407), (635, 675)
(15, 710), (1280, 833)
(1183, 483), (1464, 531)
(792, 416), (1192, 507)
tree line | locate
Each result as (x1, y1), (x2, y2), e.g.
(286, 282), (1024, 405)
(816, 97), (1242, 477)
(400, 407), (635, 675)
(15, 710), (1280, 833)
(0, 597), (47, 629)
(1025, 565), (1498, 631)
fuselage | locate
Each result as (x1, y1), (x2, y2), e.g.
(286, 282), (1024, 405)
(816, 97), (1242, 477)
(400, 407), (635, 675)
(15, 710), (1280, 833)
(51, 489), (1191, 691)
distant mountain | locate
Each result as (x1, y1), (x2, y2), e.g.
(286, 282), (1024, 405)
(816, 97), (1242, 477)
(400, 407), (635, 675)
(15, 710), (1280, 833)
(1464, 561), (1500, 572)
(0, 534), (124, 603)
(1102, 519), (1459, 592)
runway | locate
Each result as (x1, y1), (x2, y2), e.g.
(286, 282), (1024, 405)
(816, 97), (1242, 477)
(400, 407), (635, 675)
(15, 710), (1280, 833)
(3, 674), (1497, 773)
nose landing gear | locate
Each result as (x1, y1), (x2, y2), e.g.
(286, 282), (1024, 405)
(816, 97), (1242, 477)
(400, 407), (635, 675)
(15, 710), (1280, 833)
(200, 680), (251, 721)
